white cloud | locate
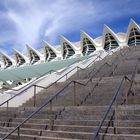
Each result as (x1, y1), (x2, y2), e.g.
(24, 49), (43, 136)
(0, 0), (96, 53)
(0, 0), (139, 54)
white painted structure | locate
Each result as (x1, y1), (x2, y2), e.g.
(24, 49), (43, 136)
(0, 19), (139, 89)
(0, 19), (139, 69)
(0, 19), (140, 106)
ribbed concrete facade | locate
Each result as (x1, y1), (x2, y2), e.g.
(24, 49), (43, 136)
(0, 19), (139, 69)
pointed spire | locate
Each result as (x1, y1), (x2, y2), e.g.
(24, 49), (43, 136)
(26, 44), (44, 64)
(13, 49), (29, 66)
(102, 25), (120, 51)
(80, 31), (97, 56)
(43, 41), (58, 62)
(126, 19), (140, 46)
(61, 36), (78, 51)
(0, 51), (15, 68)
(80, 31), (98, 46)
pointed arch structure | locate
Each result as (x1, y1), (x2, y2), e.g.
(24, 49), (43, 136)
(103, 25), (120, 51)
(13, 49), (29, 66)
(126, 19), (140, 47)
(61, 36), (75, 59)
(43, 41), (58, 62)
(81, 31), (98, 56)
(0, 52), (15, 68)
(26, 45), (44, 64)
(61, 36), (82, 59)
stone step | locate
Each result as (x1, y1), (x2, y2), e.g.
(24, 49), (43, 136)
(0, 125), (140, 140)
(41, 129), (140, 139)
(117, 114), (140, 120)
(1, 117), (140, 128)
(0, 46), (140, 140)
(0, 131), (140, 140)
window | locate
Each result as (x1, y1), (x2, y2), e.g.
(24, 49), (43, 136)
(45, 47), (56, 62)
(3, 56), (12, 68)
(29, 50), (40, 64)
(104, 33), (119, 51)
(15, 53), (25, 66)
(82, 38), (96, 56)
(128, 28), (140, 46)
(63, 42), (75, 59)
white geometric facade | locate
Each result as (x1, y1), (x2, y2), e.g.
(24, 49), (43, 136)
(102, 25), (120, 51)
(126, 19), (140, 46)
(0, 19), (139, 89)
(81, 31), (98, 56)
(0, 19), (139, 69)
(13, 49), (29, 67)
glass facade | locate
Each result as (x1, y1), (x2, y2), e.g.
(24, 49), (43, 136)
(104, 33), (119, 51)
(128, 28), (140, 46)
(82, 38), (96, 56)
(63, 42), (75, 59)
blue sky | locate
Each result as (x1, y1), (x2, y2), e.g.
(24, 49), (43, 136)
(0, 0), (140, 55)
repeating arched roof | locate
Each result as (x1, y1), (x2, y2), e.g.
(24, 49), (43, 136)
(61, 36), (83, 59)
(0, 19), (139, 70)
(13, 49), (29, 64)
(0, 51), (15, 68)
(61, 36), (80, 52)
(102, 25), (121, 48)
(126, 19), (140, 44)
(43, 41), (60, 55)
(80, 31), (101, 50)
(26, 44), (44, 62)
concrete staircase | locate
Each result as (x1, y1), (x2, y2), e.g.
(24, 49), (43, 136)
(0, 46), (140, 140)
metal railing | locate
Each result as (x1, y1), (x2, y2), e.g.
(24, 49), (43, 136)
(0, 54), (102, 107)
(1, 47), (130, 140)
(0, 48), (118, 109)
(92, 58), (139, 140)
(0, 49), (116, 92)
(29, 48), (128, 107)
(2, 56), (86, 91)
(1, 66), (110, 139)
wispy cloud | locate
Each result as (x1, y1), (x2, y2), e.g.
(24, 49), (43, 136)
(0, 0), (139, 54)
(0, 0), (95, 53)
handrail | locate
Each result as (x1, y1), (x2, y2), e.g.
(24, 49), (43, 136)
(55, 48), (127, 86)
(1, 47), (128, 140)
(0, 53), (104, 108)
(2, 52), (101, 92)
(87, 48), (128, 77)
(92, 59), (139, 140)
(32, 59), (119, 93)
(0, 49), (117, 93)
(29, 51), (120, 91)
(1, 70), (101, 139)
(8, 50), (112, 91)
(2, 56), (84, 91)
(0, 45), (130, 113)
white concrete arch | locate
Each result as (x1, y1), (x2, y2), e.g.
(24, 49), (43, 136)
(43, 41), (62, 61)
(61, 36), (82, 59)
(0, 51), (16, 68)
(102, 25), (120, 51)
(81, 31), (100, 56)
(126, 19), (140, 46)
(26, 44), (44, 64)
(13, 49), (30, 66)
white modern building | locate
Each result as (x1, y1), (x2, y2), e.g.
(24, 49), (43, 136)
(0, 19), (139, 89)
